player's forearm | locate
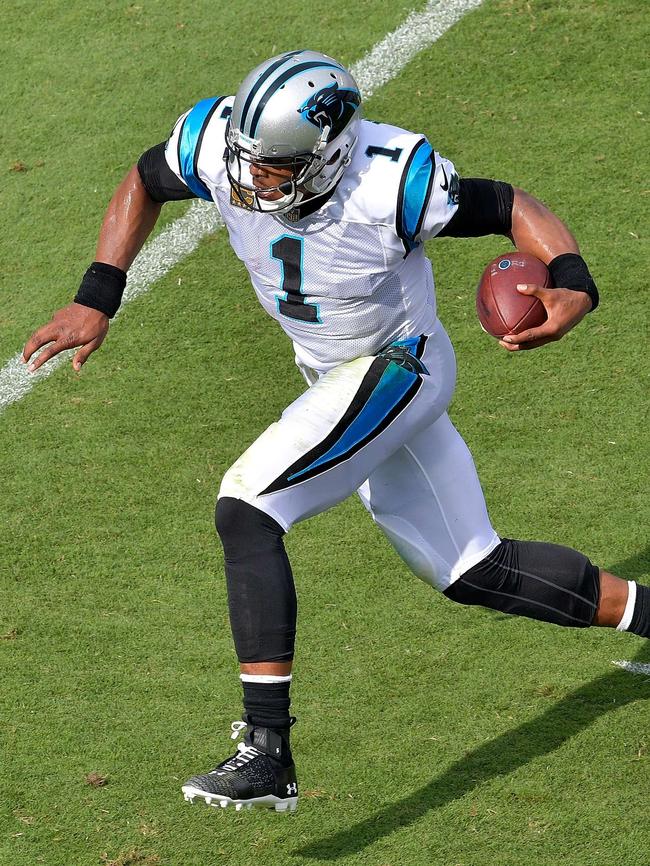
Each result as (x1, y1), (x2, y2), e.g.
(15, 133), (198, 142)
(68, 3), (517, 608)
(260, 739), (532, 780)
(509, 188), (579, 264)
(95, 164), (162, 271)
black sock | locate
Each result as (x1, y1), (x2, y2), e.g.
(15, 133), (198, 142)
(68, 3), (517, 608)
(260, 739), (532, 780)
(242, 680), (292, 730)
(628, 583), (650, 639)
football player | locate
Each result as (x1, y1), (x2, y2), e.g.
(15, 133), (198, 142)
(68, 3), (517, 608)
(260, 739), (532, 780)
(23, 50), (649, 813)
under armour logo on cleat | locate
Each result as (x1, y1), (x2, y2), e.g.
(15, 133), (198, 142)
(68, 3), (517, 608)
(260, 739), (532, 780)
(286, 782), (298, 795)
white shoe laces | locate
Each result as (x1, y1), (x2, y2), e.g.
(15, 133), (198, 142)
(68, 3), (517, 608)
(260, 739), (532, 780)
(230, 720), (248, 740)
(212, 721), (261, 774)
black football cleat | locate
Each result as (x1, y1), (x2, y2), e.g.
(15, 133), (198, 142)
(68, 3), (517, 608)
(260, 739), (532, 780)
(181, 721), (298, 812)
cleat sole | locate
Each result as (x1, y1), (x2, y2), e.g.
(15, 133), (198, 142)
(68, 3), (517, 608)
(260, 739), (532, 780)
(181, 784), (297, 813)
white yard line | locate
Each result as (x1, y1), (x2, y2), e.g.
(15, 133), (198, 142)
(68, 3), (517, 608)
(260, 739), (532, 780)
(0, 203), (223, 410)
(0, 0), (482, 413)
(351, 0), (483, 99)
(612, 660), (650, 677)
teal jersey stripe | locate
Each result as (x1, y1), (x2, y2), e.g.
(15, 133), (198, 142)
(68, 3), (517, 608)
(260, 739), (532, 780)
(178, 96), (223, 201)
(287, 362), (417, 481)
(400, 140), (434, 247)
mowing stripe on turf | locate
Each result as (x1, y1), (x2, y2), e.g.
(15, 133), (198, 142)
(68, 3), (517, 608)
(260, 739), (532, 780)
(0, 0), (483, 414)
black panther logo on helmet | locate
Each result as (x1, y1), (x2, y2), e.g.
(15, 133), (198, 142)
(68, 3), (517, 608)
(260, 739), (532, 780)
(298, 82), (361, 140)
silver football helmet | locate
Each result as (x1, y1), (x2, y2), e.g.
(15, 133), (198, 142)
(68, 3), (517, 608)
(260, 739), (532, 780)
(225, 49), (362, 213)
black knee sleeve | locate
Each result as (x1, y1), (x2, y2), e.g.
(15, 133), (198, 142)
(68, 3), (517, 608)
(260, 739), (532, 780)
(215, 497), (297, 663)
(443, 539), (600, 627)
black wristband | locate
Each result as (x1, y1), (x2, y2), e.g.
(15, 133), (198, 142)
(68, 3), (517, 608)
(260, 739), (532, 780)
(74, 261), (127, 318)
(548, 253), (599, 311)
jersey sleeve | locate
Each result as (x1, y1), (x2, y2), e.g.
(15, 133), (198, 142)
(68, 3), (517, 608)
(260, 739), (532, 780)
(396, 138), (460, 251)
(164, 96), (232, 201)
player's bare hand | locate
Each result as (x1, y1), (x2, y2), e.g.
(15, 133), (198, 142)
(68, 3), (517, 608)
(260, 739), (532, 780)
(22, 303), (110, 372)
(499, 285), (592, 352)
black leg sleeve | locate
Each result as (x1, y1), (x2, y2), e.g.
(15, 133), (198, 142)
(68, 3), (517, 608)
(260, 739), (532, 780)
(444, 538), (600, 627)
(215, 497), (297, 663)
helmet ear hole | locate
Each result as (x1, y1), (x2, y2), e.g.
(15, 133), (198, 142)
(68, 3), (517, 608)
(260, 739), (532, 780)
(327, 149), (341, 166)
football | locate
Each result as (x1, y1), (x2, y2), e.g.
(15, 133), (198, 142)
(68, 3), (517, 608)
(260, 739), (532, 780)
(476, 252), (551, 338)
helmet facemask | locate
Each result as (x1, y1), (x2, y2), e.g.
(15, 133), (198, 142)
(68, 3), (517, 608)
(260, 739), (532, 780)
(225, 124), (328, 214)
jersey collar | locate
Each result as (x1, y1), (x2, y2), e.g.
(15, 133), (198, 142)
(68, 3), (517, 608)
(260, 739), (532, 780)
(280, 181), (340, 222)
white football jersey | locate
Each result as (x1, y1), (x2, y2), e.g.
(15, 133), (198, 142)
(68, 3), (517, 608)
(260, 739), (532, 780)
(165, 96), (460, 371)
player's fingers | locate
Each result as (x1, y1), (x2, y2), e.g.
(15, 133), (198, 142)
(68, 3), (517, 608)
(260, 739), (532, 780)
(498, 334), (553, 351)
(515, 282), (551, 299)
(22, 324), (58, 363)
(502, 315), (563, 345)
(72, 336), (104, 371)
(26, 338), (75, 372)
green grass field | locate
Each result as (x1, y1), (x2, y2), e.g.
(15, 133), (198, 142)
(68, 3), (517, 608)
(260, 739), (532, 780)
(1, 1), (649, 865)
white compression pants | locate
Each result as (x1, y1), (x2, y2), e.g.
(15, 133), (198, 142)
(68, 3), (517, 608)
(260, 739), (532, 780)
(219, 322), (500, 591)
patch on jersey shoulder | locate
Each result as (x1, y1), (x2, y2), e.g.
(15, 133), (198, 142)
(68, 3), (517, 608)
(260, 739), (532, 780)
(230, 186), (255, 210)
(447, 171), (460, 206)
(440, 163), (460, 206)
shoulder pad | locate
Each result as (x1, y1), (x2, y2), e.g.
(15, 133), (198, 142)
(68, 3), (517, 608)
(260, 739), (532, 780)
(342, 120), (431, 230)
(167, 96), (234, 200)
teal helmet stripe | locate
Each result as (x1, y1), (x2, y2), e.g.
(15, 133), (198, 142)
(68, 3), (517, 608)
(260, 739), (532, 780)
(238, 50), (303, 134)
(247, 61), (343, 139)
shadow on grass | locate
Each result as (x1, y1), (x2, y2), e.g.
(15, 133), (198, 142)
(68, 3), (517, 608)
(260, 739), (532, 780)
(296, 550), (650, 861)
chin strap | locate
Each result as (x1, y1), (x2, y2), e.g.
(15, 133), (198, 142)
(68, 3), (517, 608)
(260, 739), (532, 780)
(256, 185), (306, 214)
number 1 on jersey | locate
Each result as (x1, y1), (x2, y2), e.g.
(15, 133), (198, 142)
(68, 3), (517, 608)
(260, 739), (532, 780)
(271, 235), (321, 324)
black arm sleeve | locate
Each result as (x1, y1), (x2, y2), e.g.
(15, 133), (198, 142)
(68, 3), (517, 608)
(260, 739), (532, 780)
(136, 142), (198, 203)
(437, 178), (514, 238)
